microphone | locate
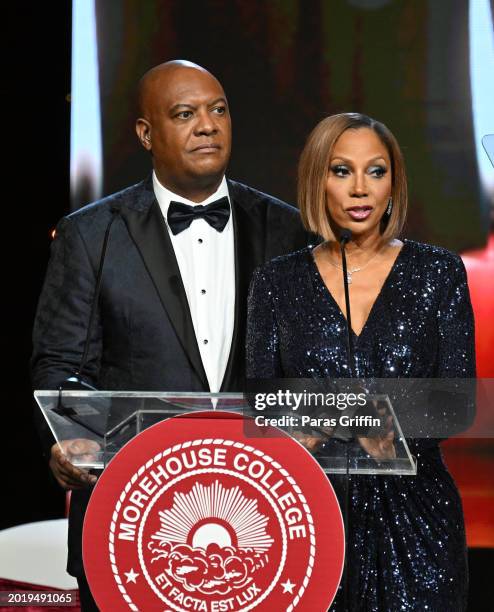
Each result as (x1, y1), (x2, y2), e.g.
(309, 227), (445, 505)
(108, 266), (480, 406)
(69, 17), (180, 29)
(59, 206), (120, 391)
(339, 228), (354, 377)
(339, 228), (352, 244)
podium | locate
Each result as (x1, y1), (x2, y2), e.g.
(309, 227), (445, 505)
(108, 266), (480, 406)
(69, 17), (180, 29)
(34, 390), (416, 475)
(35, 382), (484, 610)
(35, 389), (420, 609)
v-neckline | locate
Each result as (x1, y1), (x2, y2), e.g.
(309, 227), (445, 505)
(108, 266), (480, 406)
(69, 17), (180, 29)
(308, 240), (409, 340)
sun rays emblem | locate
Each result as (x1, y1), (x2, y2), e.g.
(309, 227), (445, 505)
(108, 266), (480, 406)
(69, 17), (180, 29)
(147, 481), (274, 595)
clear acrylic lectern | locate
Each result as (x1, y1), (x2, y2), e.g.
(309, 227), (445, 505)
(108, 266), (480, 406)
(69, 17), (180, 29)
(34, 390), (416, 476)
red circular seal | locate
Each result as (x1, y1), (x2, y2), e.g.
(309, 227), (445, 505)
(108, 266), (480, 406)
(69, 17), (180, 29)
(83, 412), (344, 611)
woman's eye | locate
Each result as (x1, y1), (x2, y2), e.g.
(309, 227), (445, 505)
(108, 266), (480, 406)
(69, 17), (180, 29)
(369, 165), (387, 178)
(331, 165), (350, 177)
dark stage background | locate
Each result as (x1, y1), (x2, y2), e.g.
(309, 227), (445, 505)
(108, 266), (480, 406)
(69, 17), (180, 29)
(4, 1), (493, 609)
(89, 0), (489, 253)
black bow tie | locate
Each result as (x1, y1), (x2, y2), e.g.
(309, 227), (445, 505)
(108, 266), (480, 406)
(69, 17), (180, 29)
(167, 197), (230, 235)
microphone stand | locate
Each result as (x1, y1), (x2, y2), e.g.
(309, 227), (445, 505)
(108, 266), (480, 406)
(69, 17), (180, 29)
(340, 229), (354, 377)
(57, 207), (119, 413)
(339, 228), (353, 611)
(76, 206), (119, 383)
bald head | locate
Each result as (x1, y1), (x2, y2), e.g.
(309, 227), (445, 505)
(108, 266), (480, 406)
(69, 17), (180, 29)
(135, 59), (232, 202)
(137, 60), (223, 118)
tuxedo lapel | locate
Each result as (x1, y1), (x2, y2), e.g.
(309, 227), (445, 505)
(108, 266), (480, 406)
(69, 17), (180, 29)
(120, 184), (208, 389)
(221, 182), (265, 390)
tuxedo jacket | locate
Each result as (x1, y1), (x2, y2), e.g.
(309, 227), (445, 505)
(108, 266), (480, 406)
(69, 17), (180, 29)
(31, 175), (311, 576)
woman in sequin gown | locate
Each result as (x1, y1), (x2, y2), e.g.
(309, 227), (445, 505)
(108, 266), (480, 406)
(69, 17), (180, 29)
(246, 114), (475, 611)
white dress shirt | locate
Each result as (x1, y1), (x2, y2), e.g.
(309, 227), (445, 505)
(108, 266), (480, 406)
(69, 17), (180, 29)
(152, 171), (235, 392)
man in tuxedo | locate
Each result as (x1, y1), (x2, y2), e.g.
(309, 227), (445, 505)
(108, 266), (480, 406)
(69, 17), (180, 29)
(31, 60), (309, 608)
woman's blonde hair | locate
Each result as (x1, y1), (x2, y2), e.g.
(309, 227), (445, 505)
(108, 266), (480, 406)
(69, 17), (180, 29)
(298, 113), (407, 242)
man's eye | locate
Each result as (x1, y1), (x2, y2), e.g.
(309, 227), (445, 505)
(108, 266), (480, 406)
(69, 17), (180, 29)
(212, 106), (226, 115)
(368, 165), (387, 178)
(176, 111), (193, 119)
(330, 165), (350, 177)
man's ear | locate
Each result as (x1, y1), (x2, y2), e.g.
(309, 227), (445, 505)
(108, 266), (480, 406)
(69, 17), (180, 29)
(136, 118), (152, 151)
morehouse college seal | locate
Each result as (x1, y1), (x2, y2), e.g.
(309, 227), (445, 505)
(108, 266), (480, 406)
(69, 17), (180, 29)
(83, 412), (344, 611)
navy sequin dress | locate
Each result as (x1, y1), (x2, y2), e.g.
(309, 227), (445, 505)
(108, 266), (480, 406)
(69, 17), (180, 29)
(246, 240), (475, 611)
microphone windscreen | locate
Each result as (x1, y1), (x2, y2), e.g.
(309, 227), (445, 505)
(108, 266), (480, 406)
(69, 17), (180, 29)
(340, 228), (352, 243)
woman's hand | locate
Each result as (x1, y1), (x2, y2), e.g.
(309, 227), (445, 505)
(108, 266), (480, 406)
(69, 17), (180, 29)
(292, 431), (326, 453)
(357, 416), (396, 460)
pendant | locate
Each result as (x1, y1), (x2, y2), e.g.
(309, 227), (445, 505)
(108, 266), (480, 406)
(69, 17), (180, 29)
(347, 272), (353, 284)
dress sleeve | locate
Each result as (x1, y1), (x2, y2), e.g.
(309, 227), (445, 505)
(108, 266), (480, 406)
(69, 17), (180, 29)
(246, 266), (283, 378)
(436, 255), (476, 377)
(419, 254), (476, 441)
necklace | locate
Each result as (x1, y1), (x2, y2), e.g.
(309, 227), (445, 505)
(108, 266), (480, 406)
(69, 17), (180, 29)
(326, 247), (382, 284)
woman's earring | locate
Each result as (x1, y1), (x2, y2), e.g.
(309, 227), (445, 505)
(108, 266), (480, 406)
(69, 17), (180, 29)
(386, 197), (393, 216)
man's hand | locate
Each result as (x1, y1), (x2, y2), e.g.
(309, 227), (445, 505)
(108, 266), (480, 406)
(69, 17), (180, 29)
(49, 440), (100, 490)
